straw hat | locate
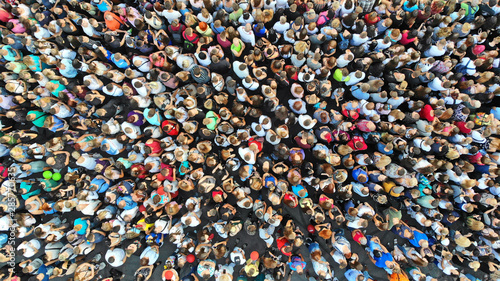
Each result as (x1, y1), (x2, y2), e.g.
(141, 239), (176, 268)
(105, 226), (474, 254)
(249, 175), (262, 191)
(178, 179), (195, 192)
(305, 94), (321, 105)
(183, 121), (199, 135)
(183, 96), (197, 109)
(174, 146), (189, 162)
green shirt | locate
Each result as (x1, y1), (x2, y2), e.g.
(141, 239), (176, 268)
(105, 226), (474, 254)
(231, 41), (243, 53)
(49, 80), (66, 98)
(229, 8), (243, 22)
(333, 69), (350, 82)
(383, 207), (402, 230)
(27, 111), (48, 128)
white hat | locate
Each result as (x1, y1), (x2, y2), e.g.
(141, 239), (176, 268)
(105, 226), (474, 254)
(251, 122), (266, 137)
(298, 115), (317, 130)
(238, 147), (256, 164)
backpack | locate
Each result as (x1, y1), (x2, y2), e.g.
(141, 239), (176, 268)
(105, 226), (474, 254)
(462, 3), (479, 22)
(339, 34), (349, 50)
(184, 39), (195, 51)
(455, 59), (472, 75)
(316, 11), (330, 27)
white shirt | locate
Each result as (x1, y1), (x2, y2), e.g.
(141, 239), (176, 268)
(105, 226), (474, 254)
(105, 248), (126, 267)
(350, 34), (369, 46)
(345, 73), (365, 86)
(273, 22), (290, 34)
(233, 61), (249, 79)
(237, 26), (256, 46)
(423, 45), (446, 57)
(336, 54), (352, 68)
(0, 215), (11, 231)
(140, 246), (159, 265)
(162, 10), (182, 23)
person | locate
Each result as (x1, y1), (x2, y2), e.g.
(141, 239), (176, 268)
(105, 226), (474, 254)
(3, 0), (500, 280)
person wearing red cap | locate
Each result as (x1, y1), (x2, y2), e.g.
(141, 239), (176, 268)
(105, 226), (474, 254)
(162, 268), (179, 281)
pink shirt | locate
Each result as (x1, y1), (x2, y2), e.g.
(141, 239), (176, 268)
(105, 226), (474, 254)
(9, 19), (26, 33)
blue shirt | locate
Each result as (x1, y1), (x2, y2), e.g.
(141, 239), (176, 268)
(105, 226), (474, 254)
(288, 256), (306, 271)
(374, 252), (393, 268)
(59, 58), (78, 78)
(402, 1), (419, 12)
(111, 55), (130, 69)
(408, 229), (428, 248)
(74, 218), (89, 235)
(117, 195), (137, 210)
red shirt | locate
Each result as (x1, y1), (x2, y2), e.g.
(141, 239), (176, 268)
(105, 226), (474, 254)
(0, 9), (13, 23)
(277, 237), (292, 256)
(455, 121), (472, 134)
(145, 139), (162, 156)
(364, 14), (380, 25)
(399, 31), (416, 45)
(347, 136), (368, 151)
(419, 104), (435, 122)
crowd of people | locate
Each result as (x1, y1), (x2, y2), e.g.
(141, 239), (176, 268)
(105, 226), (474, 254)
(1, 0), (500, 279)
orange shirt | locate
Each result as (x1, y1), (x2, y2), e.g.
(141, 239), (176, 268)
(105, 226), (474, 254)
(104, 11), (124, 31)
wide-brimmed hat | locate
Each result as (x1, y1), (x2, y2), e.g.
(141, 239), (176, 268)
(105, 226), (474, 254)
(183, 96), (197, 109)
(174, 146), (189, 162)
(239, 147), (256, 164)
(178, 179), (195, 192)
(305, 94), (321, 105)
(249, 175), (262, 191)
